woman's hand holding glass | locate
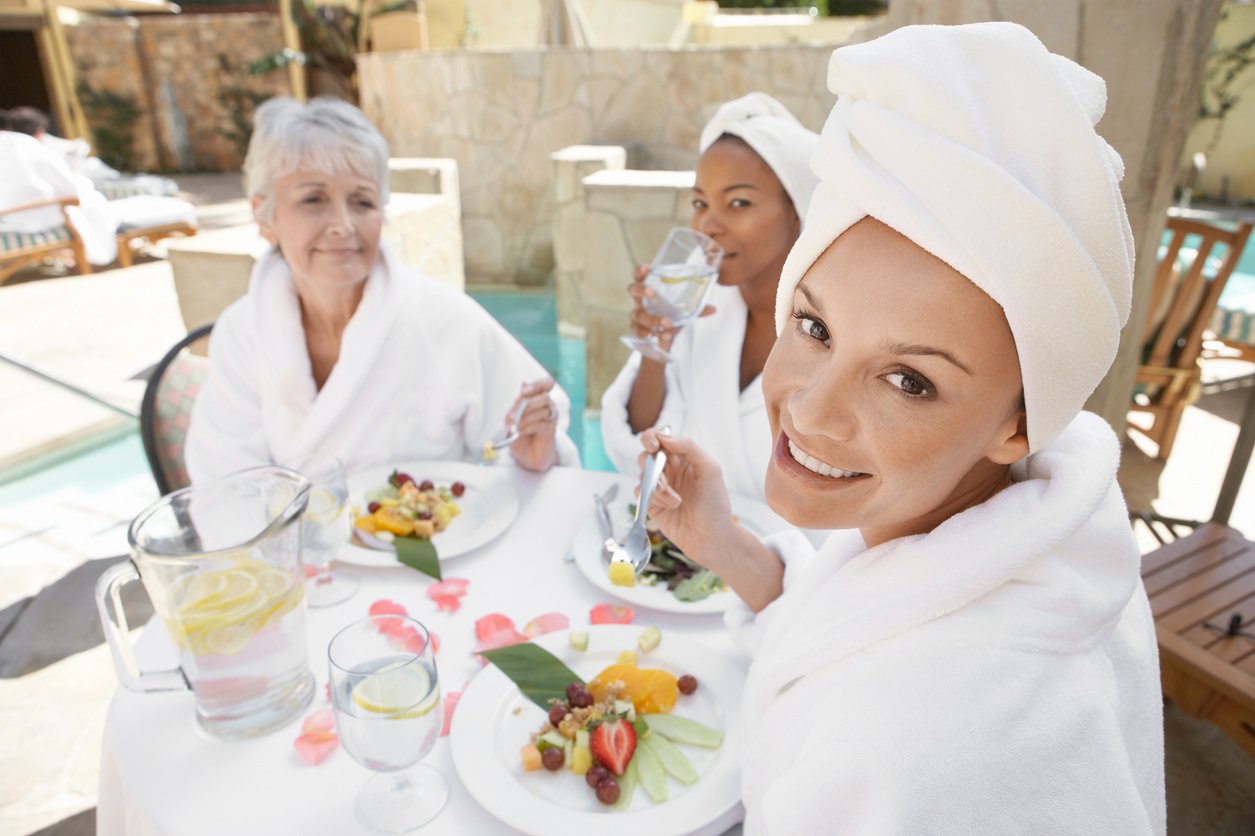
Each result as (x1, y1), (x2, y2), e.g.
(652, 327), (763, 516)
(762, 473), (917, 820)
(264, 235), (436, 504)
(503, 378), (562, 472)
(621, 228), (722, 364)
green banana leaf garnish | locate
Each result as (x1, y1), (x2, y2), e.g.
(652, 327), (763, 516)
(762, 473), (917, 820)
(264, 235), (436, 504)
(482, 642), (585, 711)
(395, 536), (441, 580)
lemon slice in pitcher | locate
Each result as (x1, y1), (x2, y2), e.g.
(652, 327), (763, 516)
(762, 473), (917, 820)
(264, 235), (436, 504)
(351, 663), (439, 720)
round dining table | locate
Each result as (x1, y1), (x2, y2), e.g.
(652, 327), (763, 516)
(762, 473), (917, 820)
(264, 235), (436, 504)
(95, 465), (747, 836)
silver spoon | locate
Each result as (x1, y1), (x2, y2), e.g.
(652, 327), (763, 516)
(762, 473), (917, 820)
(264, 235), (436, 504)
(607, 426), (669, 580)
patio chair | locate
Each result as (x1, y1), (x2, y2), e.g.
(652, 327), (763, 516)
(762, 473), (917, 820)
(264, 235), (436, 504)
(140, 323), (213, 495)
(0, 196), (91, 284)
(1128, 216), (1254, 460)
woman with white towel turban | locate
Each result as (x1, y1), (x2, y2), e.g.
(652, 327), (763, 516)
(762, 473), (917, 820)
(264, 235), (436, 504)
(638, 23), (1164, 834)
(186, 97), (578, 482)
(600, 93), (819, 504)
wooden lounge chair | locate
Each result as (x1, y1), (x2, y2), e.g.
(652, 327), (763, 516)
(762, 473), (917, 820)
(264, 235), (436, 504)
(0, 196), (90, 284)
(1128, 216), (1254, 460)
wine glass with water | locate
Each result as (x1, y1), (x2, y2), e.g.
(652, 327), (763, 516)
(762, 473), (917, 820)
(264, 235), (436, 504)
(292, 455), (357, 608)
(329, 614), (447, 833)
(620, 227), (723, 363)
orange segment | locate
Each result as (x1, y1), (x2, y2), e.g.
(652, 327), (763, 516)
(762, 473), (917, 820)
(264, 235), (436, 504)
(588, 663), (678, 715)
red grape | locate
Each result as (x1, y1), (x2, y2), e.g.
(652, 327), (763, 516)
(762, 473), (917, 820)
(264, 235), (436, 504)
(541, 747), (565, 771)
(677, 675), (698, 695)
(548, 704), (568, 726)
(367, 501), (381, 514)
(585, 765), (610, 789)
(450, 481), (466, 497)
(595, 777), (620, 805)
(419, 479), (434, 491)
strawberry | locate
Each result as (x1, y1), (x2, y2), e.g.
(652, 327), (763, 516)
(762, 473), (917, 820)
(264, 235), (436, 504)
(589, 718), (637, 777)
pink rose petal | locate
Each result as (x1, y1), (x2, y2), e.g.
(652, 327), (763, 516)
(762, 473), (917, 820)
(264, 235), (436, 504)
(370, 599), (409, 618)
(475, 613), (516, 642)
(431, 594), (462, 613)
(302, 707), (335, 734)
(523, 612), (570, 638)
(472, 627), (527, 663)
(294, 732), (338, 766)
(303, 564), (318, 579)
(441, 691), (460, 736)
(430, 631), (441, 654)
(324, 682), (331, 702)
(427, 577), (470, 599)
(590, 604), (635, 625)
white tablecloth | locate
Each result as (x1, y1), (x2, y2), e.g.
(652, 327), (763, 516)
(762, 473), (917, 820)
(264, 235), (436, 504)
(96, 466), (745, 835)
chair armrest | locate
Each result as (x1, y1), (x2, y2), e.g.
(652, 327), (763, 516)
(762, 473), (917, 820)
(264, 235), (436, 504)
(0, 196), (81, 219)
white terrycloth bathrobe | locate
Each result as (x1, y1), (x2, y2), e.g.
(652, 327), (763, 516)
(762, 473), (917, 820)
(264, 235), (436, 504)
(727, 413), (1165, 834)
(186, 244), (579, 482)
(601, 282), (769, 502)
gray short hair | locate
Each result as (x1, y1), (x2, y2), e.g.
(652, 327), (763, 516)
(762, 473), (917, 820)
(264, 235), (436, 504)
(244, 96), (390, 222)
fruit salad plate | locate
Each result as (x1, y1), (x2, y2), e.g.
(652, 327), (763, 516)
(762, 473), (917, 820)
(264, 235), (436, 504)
(340, 461), (519, 567)
(450, 625), (745, 836)
(572, 493), (789, 615)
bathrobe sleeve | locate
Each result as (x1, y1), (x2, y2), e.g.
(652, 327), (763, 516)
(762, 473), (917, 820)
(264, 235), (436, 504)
(185, 300), (271, 483)
(599, 351), (687, 477)
(420, 282), (580, 467)
(723, 528), (818, 656)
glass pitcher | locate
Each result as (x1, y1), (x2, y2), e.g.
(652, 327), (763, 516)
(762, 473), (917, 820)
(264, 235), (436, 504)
(96, 466), (317, 740)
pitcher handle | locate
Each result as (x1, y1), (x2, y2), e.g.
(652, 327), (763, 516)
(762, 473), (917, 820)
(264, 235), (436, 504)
(95, 560), (188, 693)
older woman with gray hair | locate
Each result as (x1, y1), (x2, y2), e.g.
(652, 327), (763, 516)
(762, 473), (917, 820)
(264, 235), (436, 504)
(186, 97), (578, 482)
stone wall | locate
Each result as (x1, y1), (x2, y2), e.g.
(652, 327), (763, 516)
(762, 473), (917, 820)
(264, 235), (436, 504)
(357, 43), (838, 285)
(65, 13), (291, 173)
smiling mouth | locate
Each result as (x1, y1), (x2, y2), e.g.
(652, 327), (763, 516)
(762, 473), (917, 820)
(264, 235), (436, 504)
(786, 438), (867, 479)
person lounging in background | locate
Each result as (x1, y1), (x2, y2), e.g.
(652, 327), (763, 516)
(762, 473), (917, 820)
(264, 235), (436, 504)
(637, 23), (1164, 834)
(0, 106), (119, 266)
(600, 93), (819, 507)
(186, 97), (579, 481)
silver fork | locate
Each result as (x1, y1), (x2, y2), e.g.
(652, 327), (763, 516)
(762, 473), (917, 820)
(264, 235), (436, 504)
(482, 397), (530, 462)
(607, 427), (669, 578)
(565, 482), (620, 563)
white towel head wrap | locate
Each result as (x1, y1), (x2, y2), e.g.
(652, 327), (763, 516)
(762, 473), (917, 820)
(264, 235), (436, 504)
(774, 22), (1135, 453)
(699, 92), (821, 222)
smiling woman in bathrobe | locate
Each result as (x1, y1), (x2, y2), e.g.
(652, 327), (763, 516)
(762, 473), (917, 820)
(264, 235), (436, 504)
(185, 98), (577, 483)
(638, 23), (1165, 835)
(600, 94), (819, 504)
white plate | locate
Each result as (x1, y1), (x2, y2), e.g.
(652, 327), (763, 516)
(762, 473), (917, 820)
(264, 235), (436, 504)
(340, 461), (519, 567)
(450, 625), (745, 836)
(572, 492), (789, 614)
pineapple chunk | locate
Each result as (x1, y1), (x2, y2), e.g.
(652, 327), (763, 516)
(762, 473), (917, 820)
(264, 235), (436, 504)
(570, 746), (592, 775)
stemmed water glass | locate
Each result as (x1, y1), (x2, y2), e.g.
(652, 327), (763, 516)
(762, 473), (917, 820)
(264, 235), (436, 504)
(620, 227), (723, 363)
(329, 614), (448, 833)
(292, 455), (357, 608)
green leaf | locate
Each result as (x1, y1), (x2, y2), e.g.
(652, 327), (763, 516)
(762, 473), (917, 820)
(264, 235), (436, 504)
(395, 536), (441, 580)
(481, 642), (585, 711)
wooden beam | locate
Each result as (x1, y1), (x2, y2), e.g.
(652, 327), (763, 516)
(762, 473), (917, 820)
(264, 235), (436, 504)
(277, 0), (306, 101)
(41, 1), (89, 140)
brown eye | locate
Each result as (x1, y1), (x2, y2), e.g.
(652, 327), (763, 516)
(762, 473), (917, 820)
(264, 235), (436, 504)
(886, 371), (934, 398)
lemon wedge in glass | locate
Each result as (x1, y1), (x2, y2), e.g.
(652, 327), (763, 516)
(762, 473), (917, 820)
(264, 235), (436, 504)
(351, 663), (439, 720)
